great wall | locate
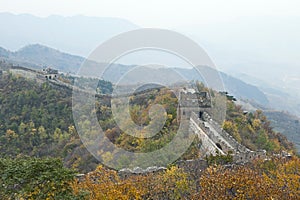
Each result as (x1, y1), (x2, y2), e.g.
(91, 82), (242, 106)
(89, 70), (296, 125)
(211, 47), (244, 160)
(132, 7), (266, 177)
(117, 88), (268, 175)
(2, 65), (268, 174)
(179, 88), (267, 161)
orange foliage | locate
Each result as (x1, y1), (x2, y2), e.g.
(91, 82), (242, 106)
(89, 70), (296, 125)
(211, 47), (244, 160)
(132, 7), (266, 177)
(72, 165), (147, 199)
(72, 157), (300, 199)
(194, 157), (300, 199)
(72, 165), (192, 200)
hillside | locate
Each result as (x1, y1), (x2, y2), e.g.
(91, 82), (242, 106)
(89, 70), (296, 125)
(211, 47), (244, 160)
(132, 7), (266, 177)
(0, 66), (295, 167)
(223, 100), (294, 153)
(0, 68), (113, 172)
(264, 111), (300, 153)
(0, 69), (199, 170)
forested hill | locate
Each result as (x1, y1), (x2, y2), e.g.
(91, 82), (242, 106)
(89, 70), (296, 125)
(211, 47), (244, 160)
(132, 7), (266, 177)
(0, 72), (101, 172)
(0, 67), (296, 173)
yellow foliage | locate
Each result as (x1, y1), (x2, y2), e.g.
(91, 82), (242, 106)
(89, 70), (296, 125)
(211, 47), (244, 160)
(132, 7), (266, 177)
(194, 156), (300, 199)
(72, 165), (147, 200)
(71, 157), (300, 199)
(252, 119), (261, 130)
(72, 165), (192, 199)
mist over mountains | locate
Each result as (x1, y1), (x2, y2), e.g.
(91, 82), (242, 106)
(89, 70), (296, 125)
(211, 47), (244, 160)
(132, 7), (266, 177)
(0, 12), (138, 56)
(0, 44), (269, 107)
(0, 12), (299, 117)
(180, 16), (300, 117)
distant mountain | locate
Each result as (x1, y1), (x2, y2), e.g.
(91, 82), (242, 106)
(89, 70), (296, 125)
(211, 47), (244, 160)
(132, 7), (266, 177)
(175, 67), (269, 106)
(0, 44), (269, 106)
(182, 16), (300, 84)
(0, 44), (84, 72)
(0, 12), (139, 56)
(179, 16), (300, 117)
(232, 72), (300, 118)
(0, 13), (298, 114)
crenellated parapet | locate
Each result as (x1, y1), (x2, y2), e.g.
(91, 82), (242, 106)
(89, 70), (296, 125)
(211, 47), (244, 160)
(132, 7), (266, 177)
(190, 111), (266, 163)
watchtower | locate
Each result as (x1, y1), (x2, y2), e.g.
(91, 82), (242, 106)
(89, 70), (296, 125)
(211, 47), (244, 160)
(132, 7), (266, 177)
(178, 88), (211, 121)
(42, 67), (59, 80)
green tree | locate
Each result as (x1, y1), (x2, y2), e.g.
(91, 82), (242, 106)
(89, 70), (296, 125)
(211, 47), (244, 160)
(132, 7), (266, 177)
(0, 157), (83, 199)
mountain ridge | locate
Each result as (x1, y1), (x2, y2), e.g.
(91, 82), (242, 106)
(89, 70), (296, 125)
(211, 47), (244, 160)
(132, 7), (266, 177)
(0, 44), (269, 106)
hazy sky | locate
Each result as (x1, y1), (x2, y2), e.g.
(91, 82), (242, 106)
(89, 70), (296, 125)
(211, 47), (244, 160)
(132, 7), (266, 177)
(1, 0), (300, 27)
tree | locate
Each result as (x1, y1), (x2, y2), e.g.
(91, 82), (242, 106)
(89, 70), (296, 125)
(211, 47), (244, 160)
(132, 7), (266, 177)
(0, 157), (82, 199)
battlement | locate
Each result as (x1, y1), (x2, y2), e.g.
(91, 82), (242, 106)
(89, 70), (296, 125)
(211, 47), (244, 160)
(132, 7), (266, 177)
(42, 67), (59, 80)
(179, 88), (211, 108)
(190, 111), (266, 163)
(42, 67), (58, 74)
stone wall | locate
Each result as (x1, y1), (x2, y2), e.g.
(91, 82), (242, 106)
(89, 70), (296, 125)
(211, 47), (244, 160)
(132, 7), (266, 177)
(190, 111), (266, 163)
(190, 117), (225, 156)
(202, 113), (249, 152)
(191, 112), (234, 154)
(233, 150), (267, 163)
